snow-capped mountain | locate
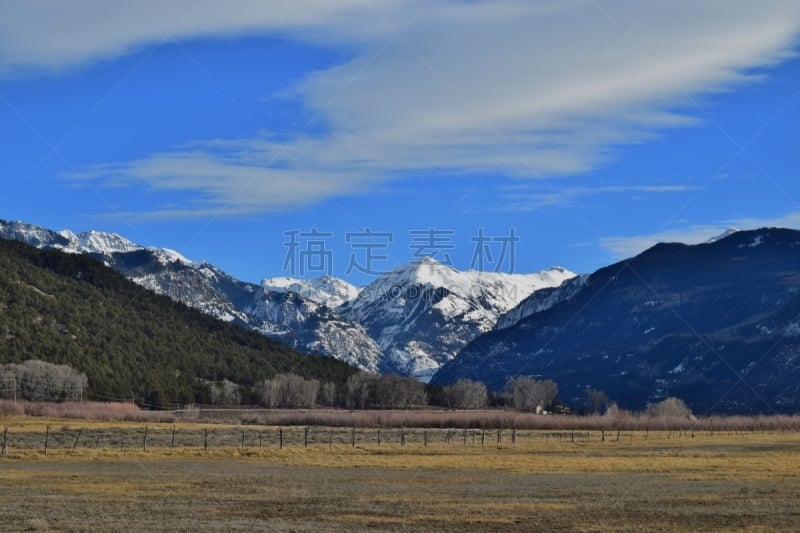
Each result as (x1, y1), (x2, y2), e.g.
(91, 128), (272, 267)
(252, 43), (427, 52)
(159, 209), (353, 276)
(0, 219), (574, 379)
(338, 257), (575, 380)
(433, 228), (800, 414)
(705, 227), (739, 243)
(261, 275), (360, 309)
(0, 219), (382, 372)
(494, 274), (589, 330)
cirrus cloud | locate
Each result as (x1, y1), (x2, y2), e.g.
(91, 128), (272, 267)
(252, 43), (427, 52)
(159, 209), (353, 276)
(7, 0), (799, 216)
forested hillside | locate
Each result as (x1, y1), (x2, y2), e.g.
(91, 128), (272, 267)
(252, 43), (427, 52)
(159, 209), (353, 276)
(0, 238), (356, 407)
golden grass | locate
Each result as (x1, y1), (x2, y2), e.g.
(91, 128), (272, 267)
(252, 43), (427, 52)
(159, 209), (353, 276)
(3, 419), (800, 531)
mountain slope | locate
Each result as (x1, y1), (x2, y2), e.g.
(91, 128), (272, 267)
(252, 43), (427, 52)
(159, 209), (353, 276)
(262, 275), (360, 309)
(0, 238), (356, 407)
(0, 219), (383, 372)
(339, 258), (575, 379)
(432, 228), (800, 414)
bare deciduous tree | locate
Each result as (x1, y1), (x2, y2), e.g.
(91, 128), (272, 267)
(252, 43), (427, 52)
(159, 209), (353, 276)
(257, 373), (319, 408)
(319, 381), (337, 407)
(504, 376), (558, 411)
(442, 379), (488, 409)
(0, 360), (87, 402)
(346, 372), (427, 409)
(585, 387), (609, 415)
(645, 397), (692, 418)
(210, 379), (241, 406)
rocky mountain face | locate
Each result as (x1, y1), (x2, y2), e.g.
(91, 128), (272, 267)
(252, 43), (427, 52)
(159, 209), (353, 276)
(0, 220), (383, 373)
(432, 228), (800, 414)
(338, 258), (575, 380)
(1, 219), (570, 377)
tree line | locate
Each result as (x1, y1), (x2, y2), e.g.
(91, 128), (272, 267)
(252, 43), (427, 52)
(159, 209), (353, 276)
(0, 359), (88, 402)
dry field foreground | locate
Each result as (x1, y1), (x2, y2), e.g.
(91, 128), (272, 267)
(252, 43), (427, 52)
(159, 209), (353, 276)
(1, 419), (799, 532)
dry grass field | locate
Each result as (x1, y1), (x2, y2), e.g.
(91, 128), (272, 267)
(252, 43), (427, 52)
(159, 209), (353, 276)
(1, 418), (799, 531)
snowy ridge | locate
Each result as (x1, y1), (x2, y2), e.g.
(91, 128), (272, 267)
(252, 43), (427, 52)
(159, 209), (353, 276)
(339, 258), (575, 380)
(262, 275), (360, 309)
(494, 274), (589, 330)
(0, 218), (383, 373)
(706, 227), (740, 244)
(65, 229), (142, 255)
(1, 218), (579, 379)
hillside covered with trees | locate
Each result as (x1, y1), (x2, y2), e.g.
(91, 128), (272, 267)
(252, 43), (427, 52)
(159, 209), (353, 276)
(0, 238), (356, 407)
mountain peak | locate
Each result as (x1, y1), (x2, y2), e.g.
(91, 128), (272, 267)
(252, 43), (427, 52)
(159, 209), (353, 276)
(706, 227), (740, 244)
(261, 274), (360, 308)
(73, 230), (142, 255)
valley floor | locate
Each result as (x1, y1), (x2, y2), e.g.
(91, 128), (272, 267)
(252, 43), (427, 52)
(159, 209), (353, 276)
(0, 422), (799, 531)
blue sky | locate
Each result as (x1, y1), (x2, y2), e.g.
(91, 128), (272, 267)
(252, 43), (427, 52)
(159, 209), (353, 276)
(1, 1), (799, 286)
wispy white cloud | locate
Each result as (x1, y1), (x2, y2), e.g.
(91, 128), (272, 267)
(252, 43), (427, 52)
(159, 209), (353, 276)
(6, 1), (798, 216)
(497, 184), (699, 212)
(600, 211), (800, 258)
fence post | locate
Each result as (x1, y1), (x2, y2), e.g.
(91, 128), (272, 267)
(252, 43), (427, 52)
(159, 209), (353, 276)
(377, 428), (381, 446)
(423, 430), (428, 447)
(143, 425), (148, 452)
(512, 427), (516, 446)
(44, 425), (50, 455)
(496, 428), (501, 445)
(2, 425), (7, 456)
(279, 428), (283, 450)
(241, 431), (246, 450)
(400, 428), (405, 447)
(171, 425), (176, 448)
(304, 427), (309, 449)
(71, 428), (83, 452)
(204, 428), (208, 454)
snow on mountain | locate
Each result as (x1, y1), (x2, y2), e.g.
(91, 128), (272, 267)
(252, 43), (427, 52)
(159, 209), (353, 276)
(0, 219), (382, 373)
(1, 220), (70, 248)
(261, 275), (360, 309)
(1, 218), (576, 379)
(246, 290), (381, 373)
(494, 274), (589, 330)
(706, 227), (739, 243)
(432, 228), (800, 414)
(338, 257), (575, 380)
(67, 229), (142, 255)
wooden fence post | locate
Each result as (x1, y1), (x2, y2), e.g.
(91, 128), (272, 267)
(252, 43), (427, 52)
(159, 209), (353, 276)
(143, 425), (148, 452)
(2, 425), (7, 456)
(304, 427), (309, 449)
(171, 425), (176, 448)
(241, 431), (246, 450)
(279, 428), (283, 450)
(204, 428), (208, 454)
(44, 425), (50, 455)
(351, 426), (356, 448)
(71, 428), (83, 452)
